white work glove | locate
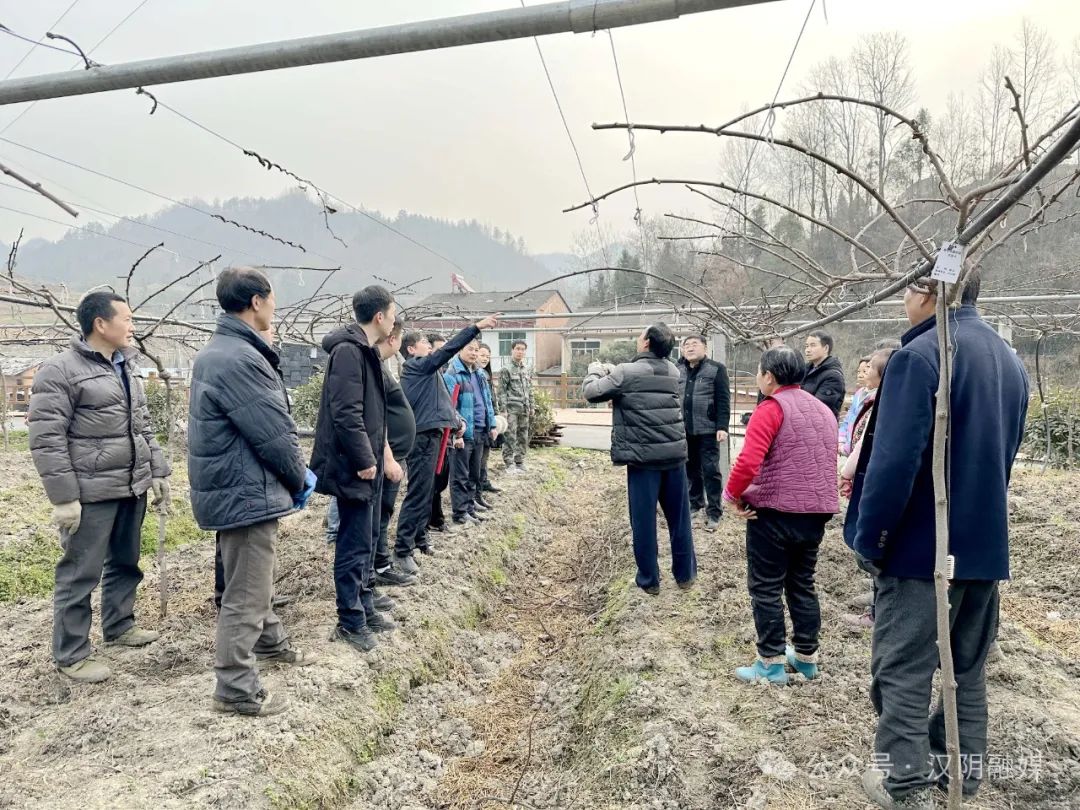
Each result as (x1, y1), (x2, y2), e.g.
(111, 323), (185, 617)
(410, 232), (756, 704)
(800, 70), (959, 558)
(151, 478), (172, 514)
(53, 501), (82, 535)
(587, 361), (614, 378)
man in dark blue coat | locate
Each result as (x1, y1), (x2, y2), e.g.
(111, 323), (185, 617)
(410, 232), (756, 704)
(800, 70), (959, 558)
(844, 275), (1028, 808)
(393, 314), (497, 569)
(189, 267), (317, 718)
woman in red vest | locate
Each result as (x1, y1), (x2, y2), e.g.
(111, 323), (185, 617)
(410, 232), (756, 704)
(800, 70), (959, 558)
(723, 345), (840, 685)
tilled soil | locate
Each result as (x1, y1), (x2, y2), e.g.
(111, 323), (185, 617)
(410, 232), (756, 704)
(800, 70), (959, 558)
(1, 450), (1079, 809)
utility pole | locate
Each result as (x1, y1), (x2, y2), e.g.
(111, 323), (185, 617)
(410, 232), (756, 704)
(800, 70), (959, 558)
(0, 0), (779, 106)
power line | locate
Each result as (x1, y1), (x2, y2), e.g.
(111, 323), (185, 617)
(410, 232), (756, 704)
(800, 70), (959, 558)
(0, 23), (84, 61)
(150, 98), (470, 274)
(0, 0), (84, 81)
(519, 0), (610, 270)
(0, 200), (203, 258)
(606, 30), (649, 273)
(0, 135), (314, 253)
(0, 176), (294, 267)
(1, 0), (152, 135)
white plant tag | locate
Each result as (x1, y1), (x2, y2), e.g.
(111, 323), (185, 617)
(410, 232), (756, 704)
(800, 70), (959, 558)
(930, 241), (964, 284)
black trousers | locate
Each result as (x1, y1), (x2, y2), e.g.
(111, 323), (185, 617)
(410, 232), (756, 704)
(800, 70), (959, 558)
(872, 577), (998, 800)
(745, 508), (829, 659)
(397, 429), (440, 556)
(450, 438), (484, 520)
(686, 434), (724, 520)
(430, 441), (451, 530)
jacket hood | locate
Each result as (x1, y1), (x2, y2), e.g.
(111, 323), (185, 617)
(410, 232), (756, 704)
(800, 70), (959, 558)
(215, 314), (281, 368)
(322, 322), (371, 353)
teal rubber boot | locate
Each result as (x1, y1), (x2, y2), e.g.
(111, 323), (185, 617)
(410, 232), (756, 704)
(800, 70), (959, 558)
(735, 659), (789, 685)
(785, 645), (819, 680)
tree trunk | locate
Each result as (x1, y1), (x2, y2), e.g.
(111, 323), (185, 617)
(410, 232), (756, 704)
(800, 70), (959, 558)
(933, 290), (962, 810)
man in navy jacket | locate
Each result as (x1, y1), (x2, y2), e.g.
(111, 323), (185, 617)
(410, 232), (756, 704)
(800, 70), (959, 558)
(394, 315), (498, 567)
(844, 275), (1028, 808)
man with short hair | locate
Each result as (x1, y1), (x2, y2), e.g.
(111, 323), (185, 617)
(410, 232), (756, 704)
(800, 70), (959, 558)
(446, 339), (497, 526)
(311, 285), (397, 653)
(425, 333), (455, 534)
(395, 317), (497, 572)
(802, 330), (846, 417)
(583, 323), (696, 595)
(188, 267), (316, 717)
(845, 275), (1028, 808)
(29, 291), (171, 683)
(500, 339), (533, 473)
(678, 334), (731, 530)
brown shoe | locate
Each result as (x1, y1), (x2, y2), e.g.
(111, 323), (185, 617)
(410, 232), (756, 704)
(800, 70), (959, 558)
(677, 577), (697, 591)
(212, 688), (288, 717)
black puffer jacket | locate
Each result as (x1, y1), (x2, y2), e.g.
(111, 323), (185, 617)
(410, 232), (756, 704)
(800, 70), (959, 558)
(801, 355), (846, 418)
(678, 357), (731, 436)
(310, 323), (386, 502)
(187, 315), (306, 531)
(582, 353), (687, 468)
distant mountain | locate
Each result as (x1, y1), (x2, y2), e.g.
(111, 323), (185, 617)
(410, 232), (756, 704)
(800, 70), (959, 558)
(2, 190), (556, 307)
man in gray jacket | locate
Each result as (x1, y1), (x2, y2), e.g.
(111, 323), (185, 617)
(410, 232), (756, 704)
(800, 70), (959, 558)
(29, 292), (171, 683)
(583, 323), (696, 595)
(188, 267), (316, 718)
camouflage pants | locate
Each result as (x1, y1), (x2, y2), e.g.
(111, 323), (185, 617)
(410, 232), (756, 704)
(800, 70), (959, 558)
(502, 410), (530, 465)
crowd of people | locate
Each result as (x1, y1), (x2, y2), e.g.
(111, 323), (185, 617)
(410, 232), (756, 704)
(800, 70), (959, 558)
(27, 266), (1029, 808)
(27, 269), (530, 719)
(581, 274), (1028, 809)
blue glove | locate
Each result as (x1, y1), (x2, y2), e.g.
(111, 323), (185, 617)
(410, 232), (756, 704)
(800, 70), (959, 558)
(293, 468), (317, 510)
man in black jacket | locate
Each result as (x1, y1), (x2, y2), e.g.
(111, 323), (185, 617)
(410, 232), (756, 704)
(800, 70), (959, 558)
(802, 330), (846, 418)
(678, 335), (731, 530)
(188, 267), (316, 718)
(395, 315), (498, 570)
(583, 323), (696, 595)
(310, 285), (396, 653)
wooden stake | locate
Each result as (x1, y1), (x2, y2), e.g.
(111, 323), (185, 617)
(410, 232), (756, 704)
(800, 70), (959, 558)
(932, 288), (961, 810)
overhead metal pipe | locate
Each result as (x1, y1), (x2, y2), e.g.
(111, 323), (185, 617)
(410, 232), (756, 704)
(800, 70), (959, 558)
(0, 0), (779, 106)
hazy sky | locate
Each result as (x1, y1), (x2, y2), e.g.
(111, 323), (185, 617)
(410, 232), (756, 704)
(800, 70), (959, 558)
(0, 0), (1076, 261)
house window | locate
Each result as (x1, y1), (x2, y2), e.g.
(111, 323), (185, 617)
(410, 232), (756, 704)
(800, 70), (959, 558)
(15, 390), (25, 402)
(569, 339), (601, 357)
(498, 331), (527, 357)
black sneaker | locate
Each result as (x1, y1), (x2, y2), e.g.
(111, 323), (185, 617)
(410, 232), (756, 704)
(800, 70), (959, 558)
(331, 625), (377, 652)
(374, 567), (416, 587)
(372, 591), (395, 611)
(452, 517), (472, 527)
(468, 511), (488, 522)
(472, 500), (490, 512)
(475, 496), (495, 510)
(367, 611), (397, 633)
(482, 483), (503, 493)
(417, 545), (436, 556)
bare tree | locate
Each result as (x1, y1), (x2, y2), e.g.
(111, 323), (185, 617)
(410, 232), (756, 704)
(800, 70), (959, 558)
(852, 32), (916, 196)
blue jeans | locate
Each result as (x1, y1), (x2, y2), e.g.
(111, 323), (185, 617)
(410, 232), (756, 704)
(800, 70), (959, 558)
(334, 497), (376, 632)
(626, 465), (697, 590)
